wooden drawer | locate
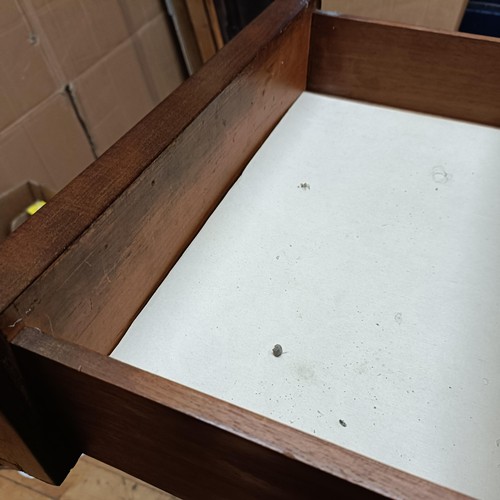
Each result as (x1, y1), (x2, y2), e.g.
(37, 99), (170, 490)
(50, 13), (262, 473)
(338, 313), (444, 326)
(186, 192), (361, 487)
(1, 1), (499, 497)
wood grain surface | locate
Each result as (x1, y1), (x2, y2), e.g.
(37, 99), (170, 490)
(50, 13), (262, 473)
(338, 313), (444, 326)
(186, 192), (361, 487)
(12, 328), (470, 499)
(1, 3), (492, 495)
(0, 0), (314, 485)
(0, 455), (178, 500)
(185, 0), (219, 62)
(0, 0), (312, 354)
(308, 12), (500, 127)
(115, 90), (500, 499)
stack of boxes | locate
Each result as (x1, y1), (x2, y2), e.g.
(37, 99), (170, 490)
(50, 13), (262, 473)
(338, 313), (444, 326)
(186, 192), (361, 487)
(0, 0), (185, 239)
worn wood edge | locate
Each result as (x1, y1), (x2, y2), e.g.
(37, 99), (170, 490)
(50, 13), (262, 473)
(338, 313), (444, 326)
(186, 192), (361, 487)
(0, 0), (311, 316)
(0, 0), (312, 354)
(307, 12), (500, 127)
(0, 1), (314, 477)
(12, 328), (469, 499)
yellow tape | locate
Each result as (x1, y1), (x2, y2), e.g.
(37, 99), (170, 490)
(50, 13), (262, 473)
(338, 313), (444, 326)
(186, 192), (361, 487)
(26, 200), (46, 216)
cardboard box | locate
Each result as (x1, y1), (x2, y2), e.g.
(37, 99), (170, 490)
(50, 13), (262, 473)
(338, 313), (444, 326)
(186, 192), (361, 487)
(136, 14), (186, 103)
(26, 0), (184, 157)
(0, 0), (184, 195)
(0, 181), (54, 242)
(0, 93), (95, 193)
(71, 13), (184, 155)
(322, 0), (468, 31)
(0, 1), (59, 131)
(31, 0), (140, 81)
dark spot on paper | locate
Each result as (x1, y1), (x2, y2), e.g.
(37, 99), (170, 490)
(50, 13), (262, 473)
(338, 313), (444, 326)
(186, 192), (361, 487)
(298, 182), (310, 190)
(272, 344), (283, 357)
(339, 419), (347, 427)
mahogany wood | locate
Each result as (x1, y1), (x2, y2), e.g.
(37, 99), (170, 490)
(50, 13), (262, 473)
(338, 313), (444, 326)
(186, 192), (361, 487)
(308, 12), (500, 127)
(0, 0), (313, 355)
(12, 328), (468, 499)
(0, 0), (313, 483)
(0, 3), (496, 496)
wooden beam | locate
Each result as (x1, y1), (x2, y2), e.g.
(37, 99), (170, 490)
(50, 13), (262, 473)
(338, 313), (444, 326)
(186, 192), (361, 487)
(205, 0), (224, 50)
(185, 0), (218, 62)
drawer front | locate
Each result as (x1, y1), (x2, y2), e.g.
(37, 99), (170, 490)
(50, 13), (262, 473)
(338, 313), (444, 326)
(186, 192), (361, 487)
(11, 328), (465, 499)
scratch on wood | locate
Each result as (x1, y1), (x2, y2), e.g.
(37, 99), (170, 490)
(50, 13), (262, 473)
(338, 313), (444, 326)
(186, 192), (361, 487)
(60, 249), (99, 288)
(44, 313), (55, 335)
(102, 257), (114, 284)
(7, 318), (22, 328)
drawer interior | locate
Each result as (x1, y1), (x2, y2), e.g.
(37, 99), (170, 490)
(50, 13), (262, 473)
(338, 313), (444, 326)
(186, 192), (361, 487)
(113, 91), (500, 499)
(2, 1), (500, 496)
